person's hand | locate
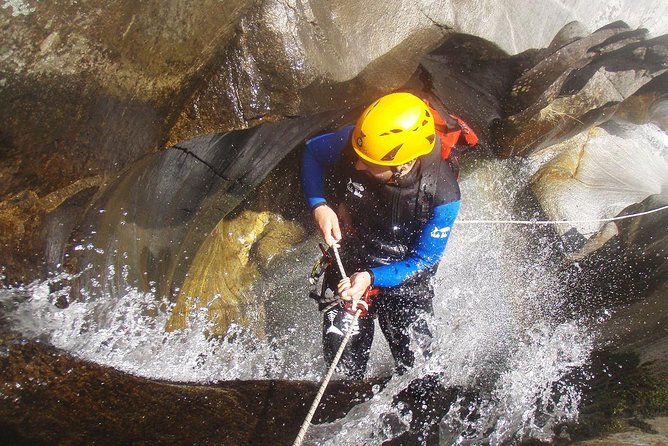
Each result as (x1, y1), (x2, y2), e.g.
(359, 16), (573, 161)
(337, 271), (371, 302)
(313, 204), (341, 246)
(343, 293), (372, 316)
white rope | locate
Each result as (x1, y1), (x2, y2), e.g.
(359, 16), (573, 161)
(293, 204), (667, 443)
(331, 244), (347, 278)
(293, 244), (361, 446)
(293, 309), (361, 446)
(455, 204), (668, 226)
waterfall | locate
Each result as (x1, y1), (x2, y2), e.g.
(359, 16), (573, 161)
(0, 150), (594, 444)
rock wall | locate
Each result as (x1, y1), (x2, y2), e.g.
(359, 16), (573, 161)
(1, 0), (257, 280)
(1, 2), (668, 444)
(3, 0), (668, 282)
(494, 22), (668, 157)
(0, 332), (380, 445)
(452, 0), (668, 54)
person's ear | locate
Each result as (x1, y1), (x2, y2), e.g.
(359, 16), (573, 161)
(399, 160), (415, 174)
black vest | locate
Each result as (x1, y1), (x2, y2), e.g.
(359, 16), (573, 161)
(327, 141), (460, 272)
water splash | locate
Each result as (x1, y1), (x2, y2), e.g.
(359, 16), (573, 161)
(0, 154), (594, 444)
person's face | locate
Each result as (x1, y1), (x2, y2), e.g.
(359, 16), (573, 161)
(354, 157), (394, 182)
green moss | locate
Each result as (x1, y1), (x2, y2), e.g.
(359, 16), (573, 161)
(620, 369), (668, 416)
(568, 352), (668, 441)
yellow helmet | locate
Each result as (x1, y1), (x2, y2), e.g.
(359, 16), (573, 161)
(351, 92), (436, 166)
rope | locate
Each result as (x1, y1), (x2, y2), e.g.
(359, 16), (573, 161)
(293, 244), (361, 446)
(293, 309), (361, 446)
(455, 204), (668, 226)
(332, 244), (348, 279)
(293, 203), (667, 443)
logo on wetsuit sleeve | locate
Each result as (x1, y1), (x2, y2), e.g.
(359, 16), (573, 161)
(347, 178), (365, 198)
(430, 226), (451, 238)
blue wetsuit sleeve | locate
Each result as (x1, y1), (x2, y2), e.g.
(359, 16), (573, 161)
(370, 200), (461, 288)
(302, 126), (354, 208)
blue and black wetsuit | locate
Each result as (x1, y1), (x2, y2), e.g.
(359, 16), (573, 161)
(303, 125), (461, 377)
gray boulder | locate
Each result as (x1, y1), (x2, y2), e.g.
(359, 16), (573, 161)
(494, 22), (668, 157)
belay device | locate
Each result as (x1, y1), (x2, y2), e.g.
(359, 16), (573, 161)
(309, 243), (377, 315)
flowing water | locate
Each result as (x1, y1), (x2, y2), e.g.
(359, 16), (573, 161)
(0, 153), (594, 445)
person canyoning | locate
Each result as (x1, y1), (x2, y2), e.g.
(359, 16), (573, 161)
(302, 92), (478, 378)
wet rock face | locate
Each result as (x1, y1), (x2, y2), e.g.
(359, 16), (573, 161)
(449, 1), (668, 55)
(167, 0), (452, 144)
(494, 22), (668, 157)
(0, 0), (451, 282)
(0, 0), (255, 281)
(528, 121), (668, 373)
(530, 123), (668, 242)
(65, 111), (356, 335)
(560, 195), (668, 372)
(1, 0), (254, 197)
(0, 334), (379, 446)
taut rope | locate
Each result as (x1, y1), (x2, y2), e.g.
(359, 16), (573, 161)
(455, 204), (668, 226)
(293, 244), (362, 446)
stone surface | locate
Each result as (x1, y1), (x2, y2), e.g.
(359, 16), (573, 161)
(594, 195), (668, 368)
(0, 334), (380, 446)
(530, 123), (668, 242)
(405, 33), (517, 151)
(495, 23), (668, 157)
(168, 0), (453, 145)
(451, 0), (668, 55)
(0, 0), (255, 281)
(0, 177), (103, 278)
(532, 123), (668, 375)
(577, 431), (666, 446)
(165, 209), (306, 337)
(64, 111), (355, 335)
(574, 417), (668, 446)
(560, 194), (668, 373)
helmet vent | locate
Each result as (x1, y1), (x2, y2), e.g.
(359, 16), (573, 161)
(381, 143), (403, 161)
(426, 134), (435, 144)
(422, 120), (428, 126)
(381, 129), (403, 135)
(425, 109), (431, 118)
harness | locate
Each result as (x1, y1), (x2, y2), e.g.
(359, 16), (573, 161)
(309, 244), (339, 311)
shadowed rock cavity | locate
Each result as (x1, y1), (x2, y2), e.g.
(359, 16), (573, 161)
(65, 110), (360, 334)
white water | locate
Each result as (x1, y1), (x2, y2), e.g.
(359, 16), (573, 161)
(0, 154), (594, 444)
